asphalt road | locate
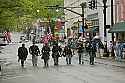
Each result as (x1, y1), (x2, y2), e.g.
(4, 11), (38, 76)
(0, 33), (125, 83)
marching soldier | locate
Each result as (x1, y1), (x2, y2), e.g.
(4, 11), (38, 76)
(29, 42), (40, 66)
(52, 43), (61, 66)
(63, 45), (73, 65)
(18, 44), (28, 68)
(41, 43), (50, 67)
(77, 43), (84, 64)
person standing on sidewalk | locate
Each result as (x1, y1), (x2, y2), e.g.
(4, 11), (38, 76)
(41, 43), (50, 67)
(29, 42), (40, 66)
(52, 43), (61, 66)
(77, 43), (84, 64)
(108, 41), (113, 57)
(18, 44), (28, 68)
(115, 41), (123, 61)
(63, 45), (73, 65)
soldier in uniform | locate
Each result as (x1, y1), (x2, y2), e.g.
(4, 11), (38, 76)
(41, 43), (50, 67)
(77, 43), (84, 64)
(63, 45), (73, 65)
(18, 44), (28, 68)
(29, 42), (40, 66)
(52, 43), (62, 66)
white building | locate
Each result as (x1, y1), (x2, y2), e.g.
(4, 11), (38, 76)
(64, 0), (83, 38)
(64, 0), (115, 44)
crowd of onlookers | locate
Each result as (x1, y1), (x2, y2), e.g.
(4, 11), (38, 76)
(108, 40), (125, 61)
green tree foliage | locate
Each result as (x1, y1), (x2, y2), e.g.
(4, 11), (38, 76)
(0, 0), (64, 32)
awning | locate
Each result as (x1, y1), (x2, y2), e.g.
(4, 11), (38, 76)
(108, 22), (125, 33)
(86, 27), (99, 33)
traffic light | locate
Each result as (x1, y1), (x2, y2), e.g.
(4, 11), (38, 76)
(92, 0), (95, 8)
(93, 0), (97, 9)
(88, 0), (97, 10)
(88, 1), (93, 9)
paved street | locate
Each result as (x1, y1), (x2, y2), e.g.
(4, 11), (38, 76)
(1, 0), (125, 82)
(0, 33), (125, 83)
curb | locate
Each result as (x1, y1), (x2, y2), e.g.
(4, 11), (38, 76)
(83, 58), (125, 68)
(74, 53), (125, 68)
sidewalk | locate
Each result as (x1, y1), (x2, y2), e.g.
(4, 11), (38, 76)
(94, 57), (125, 68)
(59, 43), (125, 68)
(81, 54), (125, 68)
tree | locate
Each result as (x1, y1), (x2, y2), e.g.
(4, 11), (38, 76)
(0, 0), (64, 32)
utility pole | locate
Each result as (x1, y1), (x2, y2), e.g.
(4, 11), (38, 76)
(111, 0), (113, 26)
(103, 0), (108, 57)
(111, 0), (115, 57)
(103, 0), (107, 39)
